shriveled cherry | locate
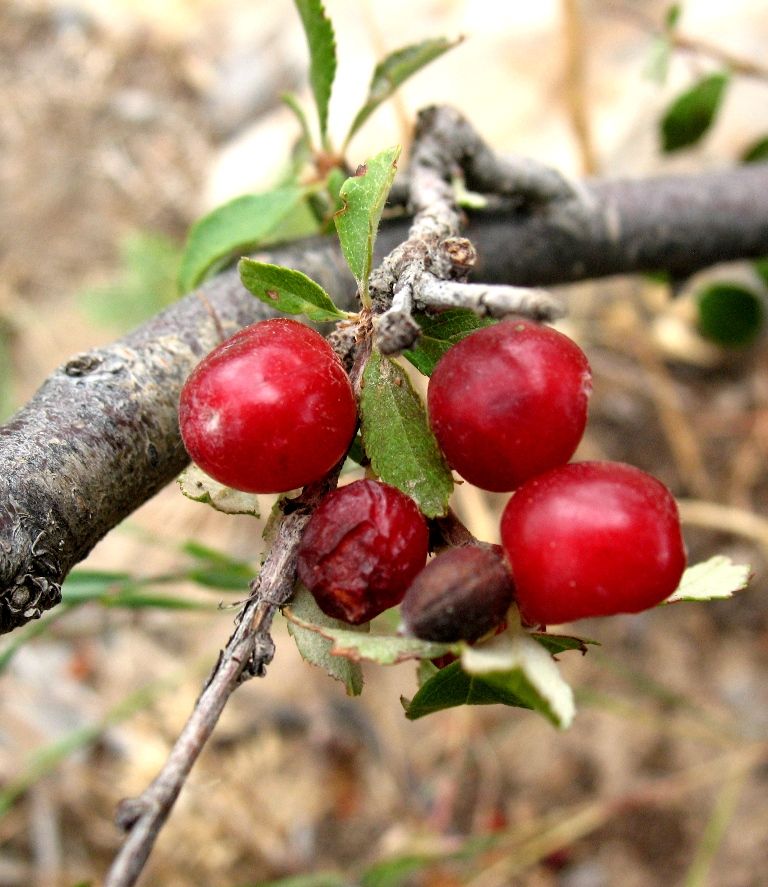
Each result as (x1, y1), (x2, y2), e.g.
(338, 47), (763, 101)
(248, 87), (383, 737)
(179, 318), (357, 494)
(297, 479), (429, 624)
(500, 461), (686, 625)
(427, 319), (592, 492)
(401, 544), (515, 642)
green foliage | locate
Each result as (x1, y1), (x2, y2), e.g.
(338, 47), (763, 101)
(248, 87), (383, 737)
(754, 258), (768, 288)
(460, 630), (575, 728)
(696, 282), (765, 347)
(403, 309), (495, 375)
(281, 91), (314, 150)
(249, 875), (346, 887)
(238, 259), (349, 322)
(741, 135), (768, 164)
(293, 0), (337, 143)
(402, 660), (533, 720)
(360, 349), (454, 518)
(665, 3), (682, 29)
(345, 38), (462, 143)
(334, 145), (401, 306)
(665, 556), (751, 603)
(283, 605), (458, 665)
(285, 585), (365, 695)
(530, 633), (598, 655)
(0, 677), (176, 818)
(660, 72), (729, 152)
(78, 231), (180, 330)
(177, 187), (308, 293)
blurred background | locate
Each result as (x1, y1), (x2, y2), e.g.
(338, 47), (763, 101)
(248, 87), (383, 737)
(1, 1), (768, 885)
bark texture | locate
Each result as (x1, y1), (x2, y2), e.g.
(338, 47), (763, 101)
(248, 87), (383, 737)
(1, 163), (767, 633)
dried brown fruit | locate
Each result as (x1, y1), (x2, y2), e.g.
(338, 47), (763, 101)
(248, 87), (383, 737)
(401, 545), (515, 642)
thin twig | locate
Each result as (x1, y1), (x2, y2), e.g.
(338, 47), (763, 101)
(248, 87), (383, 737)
(103, 474), (338, 887)
(373, 106), (574, 354)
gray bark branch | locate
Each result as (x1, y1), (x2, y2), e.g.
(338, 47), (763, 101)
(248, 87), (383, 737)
(2, 162), (768, 633)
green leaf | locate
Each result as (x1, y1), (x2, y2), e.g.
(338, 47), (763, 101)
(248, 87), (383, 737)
(665, 3), (682, 29)
(0, 677), (177, 818)
(531, 632), (599, 656)
(178, 464), (261, 517)
(402, 660), (531, 720)
(334, 145), (401, 306)
(285, 584), (365, 695)
(250, 875), (346, 887)
(664, 556), (751, 603)
(696, 282), (765, 348)
(344, 433), (368, 467)
(461, 629), (575, 728)
(645, 34), (672, 84)
(345, 38), (462, 143)
(741, 135), (768, 164)
(78, 231), (181, 332)
(660, 72), (729, 153)
(293, 0), (337, 142)
(754, 258), (768, 288)
(403, 309), (495, 376)
(282, 91), (314, 150)
(238, 259), (348, 322)
(283, 606), (459, 665)
(177, 187), (304, 292)
(360, 349), (454, 517)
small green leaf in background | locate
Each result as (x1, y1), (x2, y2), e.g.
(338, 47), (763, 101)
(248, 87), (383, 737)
(282, 91), (315, 151)
(293, 0), (337, 143)
(178, 187), (305, 293)
(334, 145), (401, 307)
(0, 677), (179, 818)
(531, 632), (598, 656)
(660, 71), (729, 152)
(250, 874), (346, 887)
(238, 259), (348, 322)
(78, 231), (180, 331)
(360, 349), (454, 517)
(461, 629), (576, 728)
(283, 605), (459, 665)
(345, 38), (462, 144)
(178, 464), (262, 517)
(665, 3), (682, 29)
(403, 309), (495, 376)
(754, 258), (768, 288)
(285, 584), (365, 696)
(402, 660), (531, 720)
(696, 281), (765, 348)
(741, 135), (768, 164)
(664, 556), (751, 603)
(181, 540), (254, 592)
(645, 34), (672, 84)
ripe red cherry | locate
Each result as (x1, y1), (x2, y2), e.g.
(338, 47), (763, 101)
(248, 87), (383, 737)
(427, 319), (592, 492)
(500, 461), (686, 625)
(297, 479), (429, 624)
(179, 318), (357, 493)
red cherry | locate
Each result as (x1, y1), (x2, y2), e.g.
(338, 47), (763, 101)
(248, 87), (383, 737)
(500, 461), (686, 624)
(427, 319), (591, 492)
(179, 318), (357, 493)
(297, 479), (429, 624)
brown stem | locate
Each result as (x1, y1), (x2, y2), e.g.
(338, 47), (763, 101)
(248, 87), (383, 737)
(103, 473), (338, 887)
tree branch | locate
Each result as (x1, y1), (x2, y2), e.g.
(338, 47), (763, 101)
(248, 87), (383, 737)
(2, 160), (768, 633)
(103, 473), (337, 887)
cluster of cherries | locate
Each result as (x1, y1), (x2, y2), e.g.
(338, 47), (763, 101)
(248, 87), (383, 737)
(178, 315), (686, 638)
